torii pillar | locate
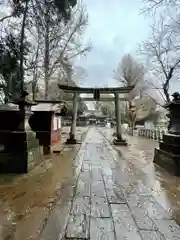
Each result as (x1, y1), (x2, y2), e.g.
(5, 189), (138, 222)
(66, 92), (79, 144)
(113, 93), (127, 146)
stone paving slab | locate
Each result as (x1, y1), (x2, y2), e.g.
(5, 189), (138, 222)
(131, 207), (158, 230)
(140, 230), (165, 240)
(90, 218), (115, 240)
(91, 181), (106, 198)
(91, 196), (110, 218)
(66, 214), (90, 239)
(63, 128), (180, 240)
(127, 194), (172, 220)
(104, 177), (126, 204)
(154, 219), (180, 239)
(120, 179), (152, 197)
(75, 177), (91, 198)
(111, 204), (142, 240)
(71, 196), (90, 216)
(78, 171), (91, 182)
(82, 162), (91, 171)
(91, 168), (103, 181)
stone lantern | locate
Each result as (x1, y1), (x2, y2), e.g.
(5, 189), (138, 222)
(0, 100), (42, 173)
(154, 92), (180, 175)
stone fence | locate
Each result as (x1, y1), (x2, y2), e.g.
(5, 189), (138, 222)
(137, 128), (168, 141)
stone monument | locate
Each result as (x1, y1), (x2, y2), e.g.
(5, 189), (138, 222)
(154, 92), (180, 175)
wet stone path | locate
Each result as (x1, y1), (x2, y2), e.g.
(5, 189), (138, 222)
(62, 128), (180, 240)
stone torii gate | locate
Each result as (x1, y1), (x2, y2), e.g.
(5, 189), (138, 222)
(58, 84), (134, 145)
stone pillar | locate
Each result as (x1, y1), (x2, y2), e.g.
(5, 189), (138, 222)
(66, 92), (78, 144)
(113, 93), (127, 146)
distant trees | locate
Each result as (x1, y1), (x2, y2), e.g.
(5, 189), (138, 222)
(29, 2), (90, 98)
(114, 54), (147, 103)
(0, 32), (30, 102)
(47, 78), (87, 116)
(93, 94), (115, 117)
(0, 0), (90, 102)
(64, 99), (87, 116)
(114, 54), (146, 88)
(100, 101), (115, 117)
(133, 96), (158, 123)
(113, 54), (153, 131)
(72, 66), (88, 86)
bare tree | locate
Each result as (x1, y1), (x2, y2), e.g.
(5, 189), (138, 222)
(139, 18), (180, 103)
(72, 66), (87, 85)
(0, 0), (90, 100)
(0, 0), (76, 22)
(113, 54), (150, 134)
(114, 54), (147, 102)
(141, 0), (178, 14)
(27, 0), (91, 98)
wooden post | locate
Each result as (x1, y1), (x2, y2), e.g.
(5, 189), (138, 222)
(113, 93), (127, 145)
(66, 92), (78, 144)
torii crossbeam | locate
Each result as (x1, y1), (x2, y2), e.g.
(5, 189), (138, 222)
(58, 84), (134, 145)
(58, 84), (133, 93)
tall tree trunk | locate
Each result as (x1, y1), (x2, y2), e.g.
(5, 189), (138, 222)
(163, 87), (170, 103)
(19, 0), (29, 94)
(19, 0), (29, 132)
(44, 1), (50, 99)
(32, 35), (40, 100)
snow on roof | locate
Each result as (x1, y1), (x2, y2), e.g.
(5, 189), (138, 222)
(0, 103), (19, 111)
(31, 103), (60, 112)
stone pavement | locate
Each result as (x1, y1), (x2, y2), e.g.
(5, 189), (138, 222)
(100, 127), (180, 222)
(42, 127), (180, 240)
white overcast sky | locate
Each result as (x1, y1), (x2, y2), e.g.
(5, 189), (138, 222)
(76, 0), (152, 87)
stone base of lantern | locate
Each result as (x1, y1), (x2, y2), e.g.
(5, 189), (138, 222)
(66, 133), (77, 144)
(0, 132), (28, 173)
(66, 138), (77, 144)
(113, 138), (127, 146)
(0, 131), (43, 174)
(154, 133), (180, 176)
(154, 148), (180, 176)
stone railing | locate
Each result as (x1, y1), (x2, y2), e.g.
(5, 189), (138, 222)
(137, 128), (168, 141)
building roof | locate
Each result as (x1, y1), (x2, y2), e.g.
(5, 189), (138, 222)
(31, 103), (63, 112)
(0, 103), (19, 111)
